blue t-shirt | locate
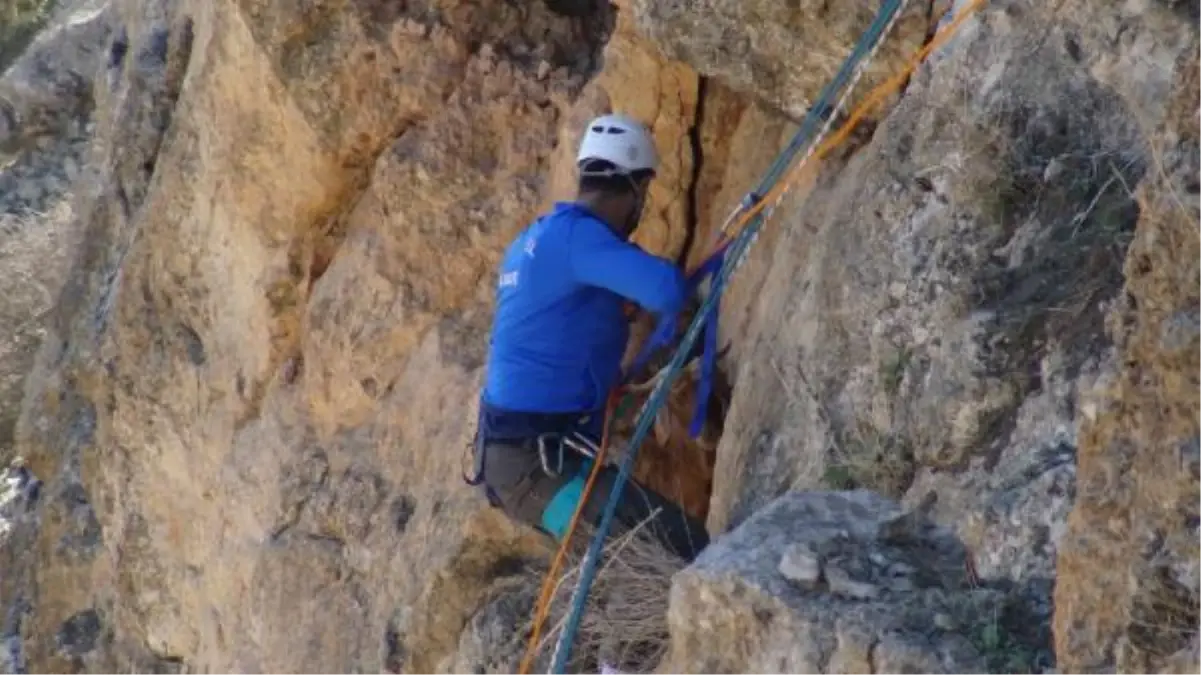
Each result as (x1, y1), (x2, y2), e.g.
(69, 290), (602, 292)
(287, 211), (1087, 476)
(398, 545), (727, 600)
(482, 202), (686, 415)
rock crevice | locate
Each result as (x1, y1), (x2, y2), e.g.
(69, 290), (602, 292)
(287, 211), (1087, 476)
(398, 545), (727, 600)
(676, 75), (707, 268)
(0, 0), (1197, 673)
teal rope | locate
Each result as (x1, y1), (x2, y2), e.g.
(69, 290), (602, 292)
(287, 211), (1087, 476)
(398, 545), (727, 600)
(546, 1), (909, 671)
(746, 0), (907, 207)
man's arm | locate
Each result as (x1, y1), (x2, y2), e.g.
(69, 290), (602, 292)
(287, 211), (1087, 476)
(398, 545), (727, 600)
(568, 217), (686, 315)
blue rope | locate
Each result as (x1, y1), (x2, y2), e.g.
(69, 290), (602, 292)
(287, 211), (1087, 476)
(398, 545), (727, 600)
(625, 245), (729, 383)
(624, 247), (728, 441)
(547, 1), (907, 670)
(688, 250), (725, 438)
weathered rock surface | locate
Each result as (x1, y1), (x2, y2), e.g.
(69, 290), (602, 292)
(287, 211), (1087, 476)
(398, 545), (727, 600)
(663, 490), (1018, 673)
(443, 571), (538, 675)
(1, 0), (108, 462)
(631, 0), (943, 121)
(5, 0), (617, 670)
(0, 461), (43, 673)
(0, 0), (58, 71)
(711, 2), (1197, 669)
(0, 0), (772, 671)
(1054, 41), (1200, 674)
(0, 199), (73, 461)
(0, 0), (110, 157)
(0, 0), (1197, 672)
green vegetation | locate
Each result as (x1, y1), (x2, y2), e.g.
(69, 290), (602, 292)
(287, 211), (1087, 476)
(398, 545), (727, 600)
(821, 421), (916, 500)
(879, 345), (912, 396)
(1, 0), (58, 73)
(968, 606), (1046, 674)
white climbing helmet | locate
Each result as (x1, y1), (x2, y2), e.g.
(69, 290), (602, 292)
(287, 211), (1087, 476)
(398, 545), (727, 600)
(576, 113), (659, 177)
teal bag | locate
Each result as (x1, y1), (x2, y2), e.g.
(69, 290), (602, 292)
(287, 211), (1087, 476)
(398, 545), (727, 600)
(541, 460), (593, 540)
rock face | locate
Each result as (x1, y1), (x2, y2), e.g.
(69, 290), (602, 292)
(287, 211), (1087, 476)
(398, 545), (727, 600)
(1053, 42), (1200, 674)
(1, 0), (1197, 672)
(1, 461), (43, 673)
(709, 1), (1198, 668)
(0, 0), (57, 70)
(0, 0), (109, 461)
(0, 0), (794, 671)
(0, 0), (110, 157)
(6, 0), (620, 670)
(663, 490), (1013, 673)
(631, 0), (944, 121)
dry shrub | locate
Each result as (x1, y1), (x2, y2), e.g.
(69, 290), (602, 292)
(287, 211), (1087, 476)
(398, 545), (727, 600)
(522, 515), (686, 674)
(822, 419), (916, 500)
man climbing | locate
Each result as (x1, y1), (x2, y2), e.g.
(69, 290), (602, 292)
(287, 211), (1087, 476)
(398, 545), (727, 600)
(468, 113), (710, 562)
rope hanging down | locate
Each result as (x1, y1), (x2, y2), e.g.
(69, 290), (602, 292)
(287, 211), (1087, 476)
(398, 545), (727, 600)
(548, 0), (910, 668)
(631, 0), (918, 440)
(525, 0), (989, 671)
(515, 252), (727, 675)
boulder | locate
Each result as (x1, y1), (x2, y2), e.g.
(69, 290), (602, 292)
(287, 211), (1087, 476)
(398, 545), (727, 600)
(663, 490), (1012, 673)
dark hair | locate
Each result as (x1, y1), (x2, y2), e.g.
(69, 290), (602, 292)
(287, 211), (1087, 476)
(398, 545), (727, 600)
(578, 159), (655, 196)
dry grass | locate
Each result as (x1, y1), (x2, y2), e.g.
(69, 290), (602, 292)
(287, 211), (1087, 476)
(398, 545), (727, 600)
(822, 419), (916, 500)
(769, 355), (917, 499)
(1127, 565), (1200, 664)
(522, 515), (685, 674)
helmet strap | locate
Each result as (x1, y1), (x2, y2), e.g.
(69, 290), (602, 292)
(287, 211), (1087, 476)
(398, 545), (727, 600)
(621, 173), (648, 240)
(577, 162), (651, 240)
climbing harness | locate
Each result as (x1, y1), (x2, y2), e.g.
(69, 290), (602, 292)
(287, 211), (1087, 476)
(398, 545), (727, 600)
(513, 0), (993, 672)
(518, 390), (620, 674)
(464, 400), (600, 477)
(536, 430), (600, 478)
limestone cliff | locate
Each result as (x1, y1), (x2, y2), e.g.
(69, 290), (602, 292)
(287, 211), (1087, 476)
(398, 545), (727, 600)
(0, 0), (1197, 673)
(1, 0), (765, 670)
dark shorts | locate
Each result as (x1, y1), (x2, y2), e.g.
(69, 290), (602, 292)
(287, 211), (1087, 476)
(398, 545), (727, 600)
(478, 438), (710, 562)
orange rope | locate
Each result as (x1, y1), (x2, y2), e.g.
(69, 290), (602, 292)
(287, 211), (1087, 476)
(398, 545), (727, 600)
(518, 389), (621, 674)
(517, 2), (988, 670)
(704, 0), (987, 256)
